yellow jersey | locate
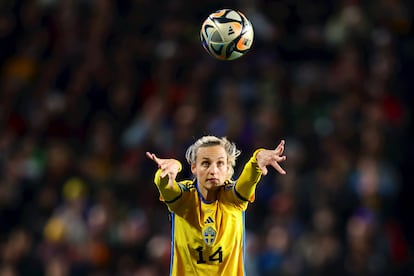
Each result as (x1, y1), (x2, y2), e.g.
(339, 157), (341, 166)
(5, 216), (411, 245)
(153, 151), (263, 276)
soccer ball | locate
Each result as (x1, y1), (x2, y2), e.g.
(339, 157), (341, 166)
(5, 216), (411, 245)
(200, 9), (254, 61)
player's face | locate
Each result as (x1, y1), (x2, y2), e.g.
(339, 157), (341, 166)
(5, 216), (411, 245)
(191, 145), (229, 191)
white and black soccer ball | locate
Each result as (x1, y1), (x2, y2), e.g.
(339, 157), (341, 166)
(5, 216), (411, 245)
(200, 9), (254, 61)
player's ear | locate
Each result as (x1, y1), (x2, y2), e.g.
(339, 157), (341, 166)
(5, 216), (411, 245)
(191, 163), (197, 174)
(228, 165), (233, 180)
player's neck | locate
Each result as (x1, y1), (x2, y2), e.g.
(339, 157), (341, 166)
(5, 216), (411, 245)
(204, 190), (219, 202)
(198, 186), (219, 202)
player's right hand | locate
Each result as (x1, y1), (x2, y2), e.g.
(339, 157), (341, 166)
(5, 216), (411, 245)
(146, 152), (181, 188)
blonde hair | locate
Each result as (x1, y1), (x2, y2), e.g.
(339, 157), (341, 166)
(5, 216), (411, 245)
(185, 136), (241, 180)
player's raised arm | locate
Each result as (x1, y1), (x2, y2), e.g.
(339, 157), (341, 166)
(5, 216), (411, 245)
(146, 152), (182, 201)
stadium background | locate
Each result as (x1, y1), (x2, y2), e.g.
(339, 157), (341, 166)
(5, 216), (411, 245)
(0, 0), (413, 275)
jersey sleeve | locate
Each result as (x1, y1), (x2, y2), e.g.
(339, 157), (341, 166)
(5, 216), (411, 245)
(234, 149), (263, 203)
(153, 162), (183, 204)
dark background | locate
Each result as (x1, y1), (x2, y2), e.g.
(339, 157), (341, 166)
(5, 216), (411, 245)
(0, 0), (413, 275)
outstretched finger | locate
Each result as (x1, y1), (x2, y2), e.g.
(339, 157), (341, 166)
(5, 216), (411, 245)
(272, 159), (286, 175)
(146, 152), (160, 164)
(275, 140), (285, 155)
(259, 165), (269, 176)
(146, 151), (154, 160)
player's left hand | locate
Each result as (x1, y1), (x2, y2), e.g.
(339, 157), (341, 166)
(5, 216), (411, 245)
(256, 140), (286, 175)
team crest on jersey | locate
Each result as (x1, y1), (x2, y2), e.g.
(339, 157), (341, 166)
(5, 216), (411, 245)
(202, 226), (217, 246)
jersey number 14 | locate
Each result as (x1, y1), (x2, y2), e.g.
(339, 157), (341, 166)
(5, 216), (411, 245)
(196, 246), (223, 264)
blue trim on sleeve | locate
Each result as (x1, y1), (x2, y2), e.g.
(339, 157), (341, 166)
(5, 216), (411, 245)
(165, 193), (182, 204)
(233, 182), (249, 202)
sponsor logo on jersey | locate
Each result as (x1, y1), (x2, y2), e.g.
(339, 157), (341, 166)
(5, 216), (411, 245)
(204, 216), (214, 224)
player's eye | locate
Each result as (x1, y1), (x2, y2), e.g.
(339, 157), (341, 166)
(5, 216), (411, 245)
(217, 161), (225, 167)
(201, 161), (209, 167)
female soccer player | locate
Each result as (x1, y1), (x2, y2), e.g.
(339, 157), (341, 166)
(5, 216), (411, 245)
(146, 136), (286, 276)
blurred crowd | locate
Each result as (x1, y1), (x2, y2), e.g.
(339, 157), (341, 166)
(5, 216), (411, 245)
(0, 0), (413, 275)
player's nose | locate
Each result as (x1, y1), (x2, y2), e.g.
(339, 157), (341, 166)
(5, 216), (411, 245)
(209, 164), (219, 174)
